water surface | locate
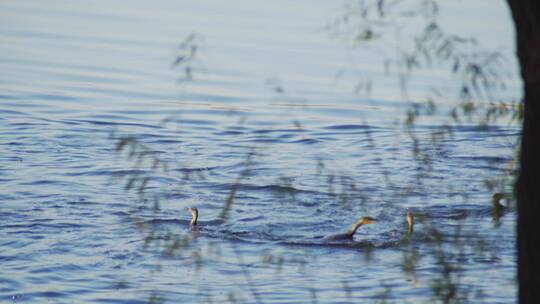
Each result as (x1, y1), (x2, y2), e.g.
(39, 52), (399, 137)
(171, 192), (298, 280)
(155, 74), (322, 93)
(1, 1), (518, 303)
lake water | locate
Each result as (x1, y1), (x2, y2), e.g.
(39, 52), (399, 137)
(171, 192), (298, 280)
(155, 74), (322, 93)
(0, 1), (519, 303)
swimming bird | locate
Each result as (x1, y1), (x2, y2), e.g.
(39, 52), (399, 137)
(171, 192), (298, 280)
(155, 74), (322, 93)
(406, 210), (414, 236)
(188, 207), (198, 227)
(325, 216), (375, 240)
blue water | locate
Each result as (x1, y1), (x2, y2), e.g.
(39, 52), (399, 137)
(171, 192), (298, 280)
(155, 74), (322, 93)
(1, 1), (518, 303)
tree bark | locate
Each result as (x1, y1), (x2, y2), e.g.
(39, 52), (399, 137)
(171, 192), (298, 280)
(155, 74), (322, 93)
(506, 0), (540, 303)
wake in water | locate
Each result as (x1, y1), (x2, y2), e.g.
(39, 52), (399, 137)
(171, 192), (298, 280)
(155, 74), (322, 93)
(139, 207), (420, 250)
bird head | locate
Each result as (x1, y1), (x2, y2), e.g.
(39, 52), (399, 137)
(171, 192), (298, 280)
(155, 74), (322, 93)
(357, 216), (375, 225)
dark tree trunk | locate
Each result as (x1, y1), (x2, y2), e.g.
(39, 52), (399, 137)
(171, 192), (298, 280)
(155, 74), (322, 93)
(506, 0), (540, 303)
